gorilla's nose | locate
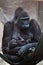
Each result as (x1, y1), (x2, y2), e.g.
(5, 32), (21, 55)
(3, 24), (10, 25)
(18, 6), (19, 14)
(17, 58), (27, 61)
(25, 24), (29, 28)
(22, 24), (30, 28)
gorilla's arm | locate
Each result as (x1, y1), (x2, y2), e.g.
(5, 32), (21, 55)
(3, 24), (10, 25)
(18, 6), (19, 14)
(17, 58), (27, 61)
(30, 19), (41, 42)
(2, 22), (13, 54)
(17, 19), (41, 58)
(2, 22), (21, 55)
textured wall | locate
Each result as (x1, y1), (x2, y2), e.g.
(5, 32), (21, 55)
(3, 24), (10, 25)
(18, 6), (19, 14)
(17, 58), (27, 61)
(0, 1), (38, 20)
(0, 22), (3, 51)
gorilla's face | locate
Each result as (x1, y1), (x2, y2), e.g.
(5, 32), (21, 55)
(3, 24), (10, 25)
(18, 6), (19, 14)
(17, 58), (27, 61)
(21, 19), (29, 29)
(17, 17), (30, 31)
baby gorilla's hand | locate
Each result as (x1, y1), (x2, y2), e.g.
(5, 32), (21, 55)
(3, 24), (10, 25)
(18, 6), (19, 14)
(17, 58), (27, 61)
(9, 39), (18, 49)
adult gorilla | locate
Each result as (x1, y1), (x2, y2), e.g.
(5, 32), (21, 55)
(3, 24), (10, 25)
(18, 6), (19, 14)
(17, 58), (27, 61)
(2, 7), (41, 65)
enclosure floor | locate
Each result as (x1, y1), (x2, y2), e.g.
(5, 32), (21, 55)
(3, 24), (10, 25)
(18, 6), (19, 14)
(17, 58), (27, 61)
(0, 56), (43, 65)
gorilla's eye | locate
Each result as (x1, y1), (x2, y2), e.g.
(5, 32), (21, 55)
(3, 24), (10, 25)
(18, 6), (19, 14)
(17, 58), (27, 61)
(22, 20), (29, 25)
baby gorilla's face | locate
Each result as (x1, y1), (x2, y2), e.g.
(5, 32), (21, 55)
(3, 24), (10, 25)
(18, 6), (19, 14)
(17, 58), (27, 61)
(9, 39), (17, 49)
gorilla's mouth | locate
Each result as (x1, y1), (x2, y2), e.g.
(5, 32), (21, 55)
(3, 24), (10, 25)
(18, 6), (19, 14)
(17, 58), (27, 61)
(20, 24), (30, 31)
(20, 24), (30, 32)
(22, 24), (30, 28)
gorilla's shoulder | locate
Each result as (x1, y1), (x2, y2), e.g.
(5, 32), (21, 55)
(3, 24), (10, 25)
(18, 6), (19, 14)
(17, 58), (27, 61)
(4, 21), (14, 28)
(30, 19), (41, 31)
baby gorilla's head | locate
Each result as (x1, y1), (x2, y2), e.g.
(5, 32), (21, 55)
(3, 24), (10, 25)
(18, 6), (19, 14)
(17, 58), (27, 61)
(9, 39), (17, 49)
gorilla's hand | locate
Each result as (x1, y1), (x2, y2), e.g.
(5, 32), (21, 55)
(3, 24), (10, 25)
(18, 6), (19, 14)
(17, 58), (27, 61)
(17, 43), (38, 58)
(17, 44), (29, 58)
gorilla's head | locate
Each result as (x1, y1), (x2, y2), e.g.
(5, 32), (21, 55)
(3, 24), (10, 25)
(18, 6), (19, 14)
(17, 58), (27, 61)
(17, 11), (30, 32)
(14, 7), (24, 21)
